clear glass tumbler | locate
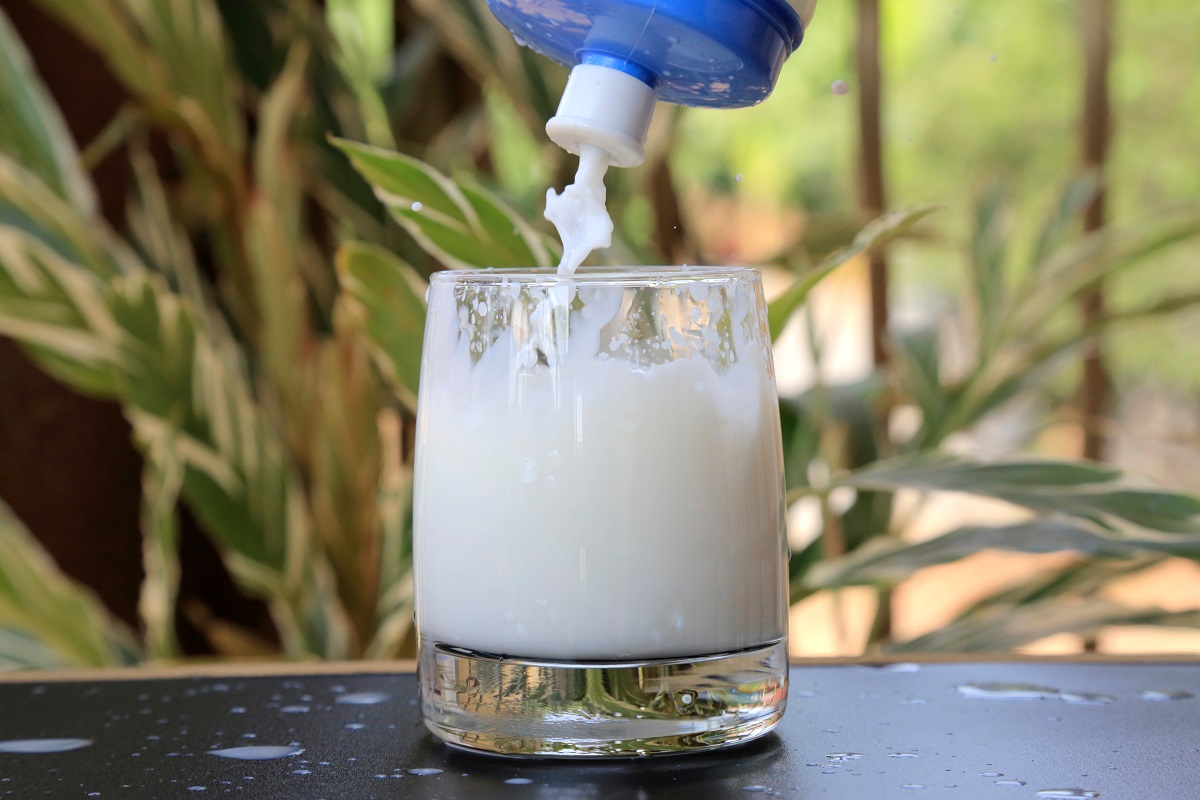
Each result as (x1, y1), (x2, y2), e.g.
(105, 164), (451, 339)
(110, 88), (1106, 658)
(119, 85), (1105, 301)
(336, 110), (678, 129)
(414, 267), (788, 757)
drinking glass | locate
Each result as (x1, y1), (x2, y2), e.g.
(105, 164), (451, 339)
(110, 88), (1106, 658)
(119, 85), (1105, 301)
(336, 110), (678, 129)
(414, 267), (788, 757)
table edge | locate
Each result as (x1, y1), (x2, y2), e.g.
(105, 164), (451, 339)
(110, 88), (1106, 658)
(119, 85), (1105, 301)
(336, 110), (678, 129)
(2, 652), (1199, 684)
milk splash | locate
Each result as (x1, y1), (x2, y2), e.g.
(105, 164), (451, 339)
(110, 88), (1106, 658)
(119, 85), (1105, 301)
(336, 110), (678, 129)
(544, 144), (613, 274)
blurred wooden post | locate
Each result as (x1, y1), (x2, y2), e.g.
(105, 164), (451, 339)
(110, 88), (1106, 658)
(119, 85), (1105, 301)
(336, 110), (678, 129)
(1079, 0), (1114, 655)
(856, 0), (894, 648)
(1079, 0), (1114, 461)
(857, 0), (888, 370)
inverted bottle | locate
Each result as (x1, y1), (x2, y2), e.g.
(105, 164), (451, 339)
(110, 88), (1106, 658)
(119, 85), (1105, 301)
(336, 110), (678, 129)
(488, 0), (818, 167)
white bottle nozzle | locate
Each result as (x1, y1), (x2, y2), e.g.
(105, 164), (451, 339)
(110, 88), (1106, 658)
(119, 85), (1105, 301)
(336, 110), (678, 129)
(546, 63), (657, 169)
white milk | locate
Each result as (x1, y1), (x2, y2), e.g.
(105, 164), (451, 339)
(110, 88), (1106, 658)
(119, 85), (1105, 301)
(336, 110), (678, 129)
(414, 274), (788, 660)
(544, 144), (613, 275)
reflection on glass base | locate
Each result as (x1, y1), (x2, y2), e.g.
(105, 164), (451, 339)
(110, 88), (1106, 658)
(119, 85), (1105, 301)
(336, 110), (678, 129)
(418, 637), (788, 758)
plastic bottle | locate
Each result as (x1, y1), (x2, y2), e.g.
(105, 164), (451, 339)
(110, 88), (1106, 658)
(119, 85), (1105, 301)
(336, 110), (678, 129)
(488, 0), (817, 167)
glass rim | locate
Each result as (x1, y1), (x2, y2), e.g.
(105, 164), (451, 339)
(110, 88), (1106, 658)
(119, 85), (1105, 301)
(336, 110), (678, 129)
(429, 266), (760, 287)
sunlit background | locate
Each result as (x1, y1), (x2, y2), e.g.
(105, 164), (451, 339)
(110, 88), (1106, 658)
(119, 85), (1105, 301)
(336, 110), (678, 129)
(1, 0), (1198, 667)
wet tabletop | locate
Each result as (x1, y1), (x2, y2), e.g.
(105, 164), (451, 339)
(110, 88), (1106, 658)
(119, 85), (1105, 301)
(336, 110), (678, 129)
(1, 660), (1198, 798)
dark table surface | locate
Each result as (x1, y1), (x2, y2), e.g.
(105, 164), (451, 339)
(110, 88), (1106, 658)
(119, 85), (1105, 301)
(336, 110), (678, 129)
(1, 660), (1197, 798)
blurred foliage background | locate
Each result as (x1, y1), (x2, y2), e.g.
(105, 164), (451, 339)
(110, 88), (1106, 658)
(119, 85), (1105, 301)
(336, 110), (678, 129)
(0, 0), (1198, 668)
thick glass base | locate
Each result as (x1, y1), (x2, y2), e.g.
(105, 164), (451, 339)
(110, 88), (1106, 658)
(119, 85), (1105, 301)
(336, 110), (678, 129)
(418, 637), (788, 757)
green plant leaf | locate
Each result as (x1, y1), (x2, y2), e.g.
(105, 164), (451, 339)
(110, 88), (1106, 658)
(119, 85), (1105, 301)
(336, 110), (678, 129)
(888, 598), (1200, 654)
(136, 432), (184, 661)
(365, 409), (415, 659)
(336, 242), (427, 413)
(327, 0), (394, 84)
(807, 519), (1200, 588)
(837, 454), (1200, 533)
(333, 137), (553, 269)
(892, 324), (943, 443)
(968, 185), (1009, 357)
(0, 8), (95, 214)
(409, 0), (562, 133)
(954, 556), (1162, 619)
(0, 226), (124, 396)
(1015, 206), (1200, 331)
(769, 206), (937, 340)
(0, 500), (140, 670)
(842, 453), (1121, 492)
(106, 271), (354, 659)
(0, 209), (354, 658)
(30, 0), (160, 99)
(1030, 170), (1102, 269)
(36, 0), (245, 168)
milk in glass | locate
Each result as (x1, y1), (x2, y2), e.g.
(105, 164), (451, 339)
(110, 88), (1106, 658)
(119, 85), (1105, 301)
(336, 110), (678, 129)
(414, 269), (787, 660)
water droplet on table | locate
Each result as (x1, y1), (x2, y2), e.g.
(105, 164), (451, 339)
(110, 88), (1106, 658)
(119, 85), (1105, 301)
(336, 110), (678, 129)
(901, 784), (925, 790)
(826, 753), (864, 762)
(889, 753), (919, 759)
(996, 780), (1027, 787)
(505, 778), (533, 785)
(280, 705), (310, 714)
(1059, 692), (1115, 705)
(206, 746), (304, 761)
(1036, 791), (1100, 799)
(1140, 690), (1193, 701)
(0, 738), (92, 754)
(957, 683), (1059, 700)
(408, 768), (443, 776)
(335, 692), (391, 706)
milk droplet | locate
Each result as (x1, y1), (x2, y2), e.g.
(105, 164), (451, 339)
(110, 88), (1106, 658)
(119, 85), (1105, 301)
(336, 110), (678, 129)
(335, 692), (390, 705)
(206, 746), (304, 761)
(957, 683), (1059, 700)
(1059, 692), (1115, 705)
(412, 201), (424, 212)
(0, 738), (92, 754)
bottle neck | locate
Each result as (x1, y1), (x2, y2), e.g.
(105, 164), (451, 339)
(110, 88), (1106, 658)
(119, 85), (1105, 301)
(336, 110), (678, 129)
(545, 63), (658, 169)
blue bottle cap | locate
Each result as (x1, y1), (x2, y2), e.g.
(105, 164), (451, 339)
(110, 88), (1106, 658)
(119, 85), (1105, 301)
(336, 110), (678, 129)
(488, 0), (806, 109)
